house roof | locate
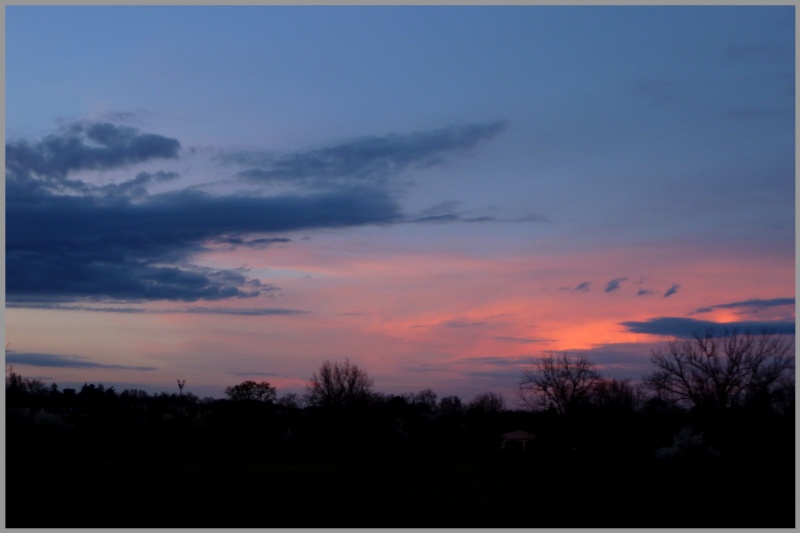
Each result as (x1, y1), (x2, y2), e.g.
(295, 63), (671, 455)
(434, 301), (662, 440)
(500, 430), (535, 440)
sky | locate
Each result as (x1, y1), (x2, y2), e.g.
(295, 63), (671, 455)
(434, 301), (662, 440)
(4, 5), (796, 402)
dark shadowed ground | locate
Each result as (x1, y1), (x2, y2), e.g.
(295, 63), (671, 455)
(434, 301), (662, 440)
(7, 453), (793, 528)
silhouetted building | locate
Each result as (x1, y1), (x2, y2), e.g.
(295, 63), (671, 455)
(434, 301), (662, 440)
(500, 430), (535, 451)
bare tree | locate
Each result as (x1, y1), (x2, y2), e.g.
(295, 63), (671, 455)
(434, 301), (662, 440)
(591, 378), (643, 413)
(643, 328), (794, 411)
(518, 352), (602, 414)
(409, 388), (438, 410)
(305, 358), (374, 408)
(468, 391), (505, 414)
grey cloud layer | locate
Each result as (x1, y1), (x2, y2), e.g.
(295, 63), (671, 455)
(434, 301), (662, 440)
(7, 120), (506, 304)
(7, 122), (181, 191)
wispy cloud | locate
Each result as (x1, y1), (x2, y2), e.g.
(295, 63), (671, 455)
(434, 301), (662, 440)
(410, 318), (490, 329)
(605, 277), (627, 293)
(560, 281), (592, 292)
(408, 204), (547, 225)
(491, 336), (552, 344)
(220, 121), (507, 188)
(459, 356), (534, 367)
(691, 297), (795, 315)
(5, 302), (308, 316)
(663, 284), (680, 298)
(227, 371), (281, 378)
(5, 352), (157, 371)
(443, 319), (489, 329)
(209, 236), (292, 250)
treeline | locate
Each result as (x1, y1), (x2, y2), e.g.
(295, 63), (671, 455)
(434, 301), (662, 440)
(6, 331), (795, 479)
(7, 369), (534, 463)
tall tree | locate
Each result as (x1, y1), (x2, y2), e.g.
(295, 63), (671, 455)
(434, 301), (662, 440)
(518, 352), (601, 414)
(305, 358), (374, 408)
(643, 328), (794, 412)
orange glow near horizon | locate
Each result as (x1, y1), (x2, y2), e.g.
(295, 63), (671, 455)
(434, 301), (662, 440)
(6, 231), (794, 400)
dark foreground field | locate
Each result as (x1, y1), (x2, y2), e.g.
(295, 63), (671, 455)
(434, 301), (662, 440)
(7, 454), (793, 528)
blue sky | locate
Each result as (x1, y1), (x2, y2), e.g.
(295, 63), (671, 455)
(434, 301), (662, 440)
(4, 5), (795, 400)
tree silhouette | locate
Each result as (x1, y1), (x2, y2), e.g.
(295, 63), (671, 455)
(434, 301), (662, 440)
(643, 328), (794, 412)
(468, 391), (505, 414)
(592, 378), (643, 413)
(518, 352), (601, 414)
(224, 380), (277, 402)
(305, 358), (373, 408)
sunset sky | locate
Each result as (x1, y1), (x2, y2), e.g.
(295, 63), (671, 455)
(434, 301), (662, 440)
(5, 5), (795, 402)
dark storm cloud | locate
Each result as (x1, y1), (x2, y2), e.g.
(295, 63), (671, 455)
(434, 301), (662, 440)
(220, 121), (507, 187)
(691, 297), (795, 315)
(663, 284), (681, 298)
(620, 317), (795, 338)
(604, 278), (627, 293)
(5, 352), (157, 371)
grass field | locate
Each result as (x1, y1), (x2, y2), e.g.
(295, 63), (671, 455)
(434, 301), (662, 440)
(6, 454), (794, 528)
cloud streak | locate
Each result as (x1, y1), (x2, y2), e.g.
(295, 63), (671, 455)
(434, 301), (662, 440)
(663, 284), (680, 298)
(4, 302), (308, 316)
(605, 277), (627, 293)
(5, 352), (158, 371)
(560, 281), (592, 292)
(491, 336), (552, 344)
(620, 317), (795, 338)
(691, 297), (795, 315)
(220, 121), (507, 188)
